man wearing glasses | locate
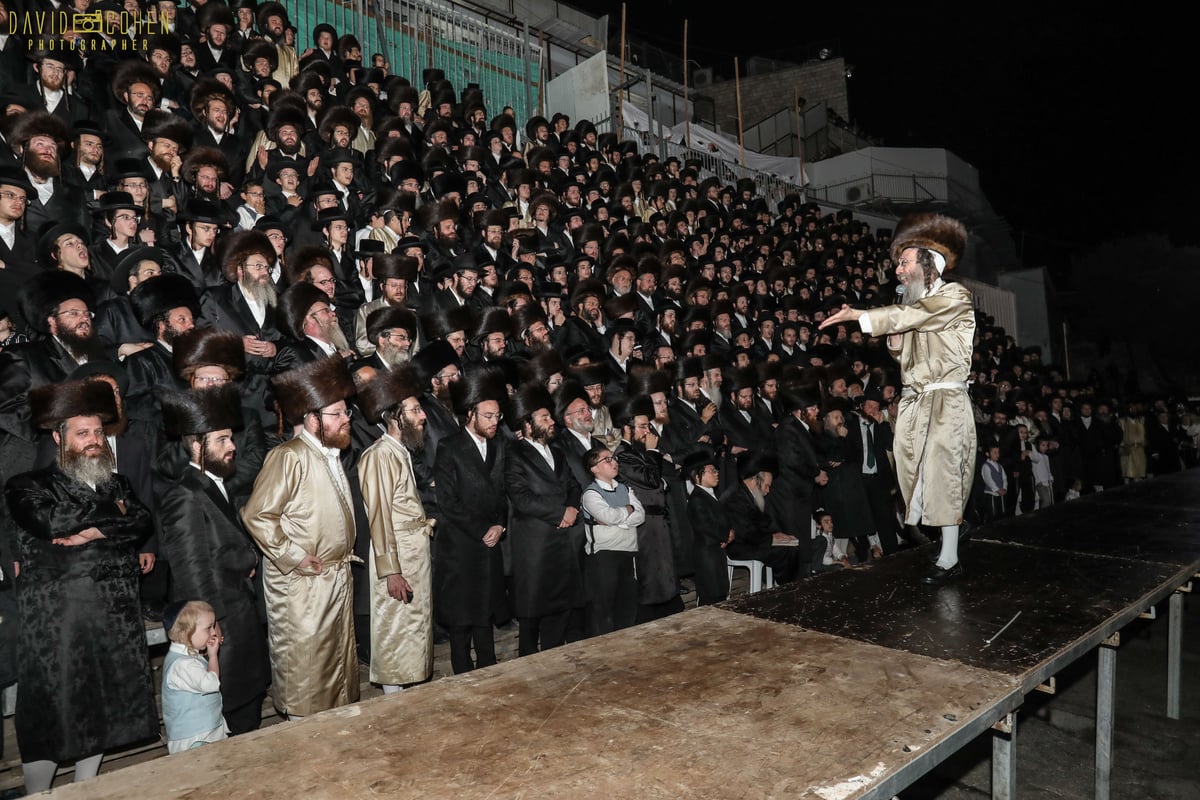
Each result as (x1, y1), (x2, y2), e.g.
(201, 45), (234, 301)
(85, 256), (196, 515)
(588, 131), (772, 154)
(820, 213), (976, 586)
(242, 357), (362, 719)
(88, 191), (143, 283)
(277, 282), (354, 364)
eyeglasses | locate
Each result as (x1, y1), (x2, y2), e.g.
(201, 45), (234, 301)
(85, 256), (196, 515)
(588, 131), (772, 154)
(39, 63), (66, 75)
(597, 455), (616, 464)
(312, 278), (336, 288)
(56, 309), (94, 320)
(306, 306), (335, 320)
(242, 261), (271, 272)
(476, 411), (503, 422)
(194, 376), (230, 386)
(434, 369), (460, 382)
(114, 213), (141, 223)
(0, 190), (29, 205)
(318, 408), (354, 419)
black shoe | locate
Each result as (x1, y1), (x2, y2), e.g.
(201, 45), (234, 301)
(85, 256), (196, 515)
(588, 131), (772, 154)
(922, 563), (962, 585)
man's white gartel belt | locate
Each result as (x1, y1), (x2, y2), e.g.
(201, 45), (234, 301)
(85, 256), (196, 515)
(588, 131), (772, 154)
(901, 381), (969, 398)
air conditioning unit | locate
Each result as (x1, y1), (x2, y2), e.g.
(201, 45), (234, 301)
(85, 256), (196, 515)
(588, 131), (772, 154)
(691, 67), (713, 88)
(844, 182), (871, 204)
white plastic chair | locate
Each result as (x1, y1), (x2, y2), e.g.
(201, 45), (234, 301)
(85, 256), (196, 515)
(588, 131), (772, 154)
(726, 557), (775, 596)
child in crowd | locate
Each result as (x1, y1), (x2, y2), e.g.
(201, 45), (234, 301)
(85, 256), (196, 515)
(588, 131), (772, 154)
(1065, 479), (1082, 501)
(1028, 437), (1055, 509)
(161, 600), (228, 754)
(811, 509), (851, 573)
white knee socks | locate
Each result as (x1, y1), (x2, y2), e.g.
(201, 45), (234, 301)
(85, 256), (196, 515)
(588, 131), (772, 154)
(937, 525), (960, 569)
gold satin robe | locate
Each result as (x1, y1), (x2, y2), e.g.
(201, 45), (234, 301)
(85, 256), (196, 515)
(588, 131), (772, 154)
(863, 281), (977, 527)
(358, 435), (435, 686)
(240, 435), (360, 717)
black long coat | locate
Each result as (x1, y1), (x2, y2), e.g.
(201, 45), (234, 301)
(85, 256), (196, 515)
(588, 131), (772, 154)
(433, 429), (509, 627)
(157, 467), (270, 713)
(766, 416), (822, 538)
(687, 486), (730, 605)
(505, 440), (584, 618)
(613, 440), (676, 605)
(814, 430), (876, 539)
(5, 467), (159, 763)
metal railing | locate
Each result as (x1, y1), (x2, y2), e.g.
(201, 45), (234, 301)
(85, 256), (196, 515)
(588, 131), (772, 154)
(285, 0), (542, 122)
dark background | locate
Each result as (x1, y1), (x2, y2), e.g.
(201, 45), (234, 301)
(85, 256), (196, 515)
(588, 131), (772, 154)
(565, 3), (1200, 275)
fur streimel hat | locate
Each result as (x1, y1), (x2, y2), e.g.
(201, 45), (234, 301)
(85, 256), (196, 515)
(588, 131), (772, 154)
(173, 327), (245, 381)
(890, 213), (967, 274)
(161, 385), (243, 438)
(30, 379), (118, 430)
(271, 356), (356, 425)
(357, 364), (422, 424)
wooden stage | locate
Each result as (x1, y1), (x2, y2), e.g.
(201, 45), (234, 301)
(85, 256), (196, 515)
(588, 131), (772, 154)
(48, 472), (1200, 799)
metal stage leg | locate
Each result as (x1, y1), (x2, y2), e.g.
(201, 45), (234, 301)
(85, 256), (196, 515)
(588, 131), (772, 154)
(1168, 590), (1182, 720)
(991, 712), (1017, 800)
(1096, 634), (1118, 800)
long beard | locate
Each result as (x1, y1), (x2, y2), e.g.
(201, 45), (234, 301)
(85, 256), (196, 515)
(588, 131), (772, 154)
(320, 317), (350, 352)
(24, 148), (60, 180)
(901, 276), (929, 306)
(378, 343), (411, 367)
(60, 445), (116, 488)
(398, 416), (425, 453)
(747, 485), (766, 512)
(242, 275), (277, 307)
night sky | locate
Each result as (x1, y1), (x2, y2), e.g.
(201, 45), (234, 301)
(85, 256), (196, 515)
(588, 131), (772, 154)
(566, 3), (1199, 274)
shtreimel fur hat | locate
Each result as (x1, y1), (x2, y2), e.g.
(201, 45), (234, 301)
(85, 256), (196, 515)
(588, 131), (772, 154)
(890, 213), (967, 274)
(271, 356), (357, 425)
(31, 379), (118, 430)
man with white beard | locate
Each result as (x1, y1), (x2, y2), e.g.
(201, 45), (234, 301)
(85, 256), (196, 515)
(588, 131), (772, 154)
(821, 213), (976, 585)
(358, 307), (417, 372)
(278, 282), (355, 364)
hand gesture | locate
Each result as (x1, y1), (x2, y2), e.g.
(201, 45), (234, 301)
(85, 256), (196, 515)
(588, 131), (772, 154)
(700, 402), (717, 423)
(257, 146), (269, 169)
(52, 526), (106, 546)
(643, 430), (659, 450)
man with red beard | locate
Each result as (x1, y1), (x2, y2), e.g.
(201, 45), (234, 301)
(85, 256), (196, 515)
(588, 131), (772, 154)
(242, 356), (361, 719)
(8, 111), (85, 233)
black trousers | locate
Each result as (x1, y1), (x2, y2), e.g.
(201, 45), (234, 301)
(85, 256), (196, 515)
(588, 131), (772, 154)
(448, 625), (497, 674)
(225, 692), (266, 735)
(517, 610), (570, 657)
(862, 472), (901, 554)
(584, 550), (638, 637)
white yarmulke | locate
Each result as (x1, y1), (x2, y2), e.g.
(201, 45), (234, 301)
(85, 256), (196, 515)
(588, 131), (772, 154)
(927, 249), (947, 273)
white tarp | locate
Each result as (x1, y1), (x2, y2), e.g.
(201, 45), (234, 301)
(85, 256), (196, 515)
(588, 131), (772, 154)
(621, 101), (806, 186)
(546, 51), (610, 132)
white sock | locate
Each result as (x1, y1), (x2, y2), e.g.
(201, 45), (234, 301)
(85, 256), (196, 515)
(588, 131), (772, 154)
(382, 684), (403, 694)
(22, 760), (59, 793)
(936, 525), (959, 569)
(73, 753), (104, 782)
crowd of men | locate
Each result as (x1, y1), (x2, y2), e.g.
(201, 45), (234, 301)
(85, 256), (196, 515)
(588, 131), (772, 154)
(0, 0), (1196, 791)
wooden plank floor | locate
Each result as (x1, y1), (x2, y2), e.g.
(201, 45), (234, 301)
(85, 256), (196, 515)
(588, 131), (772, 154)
(0, 580), (708, 793)
(41, 607), (1021, 800)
